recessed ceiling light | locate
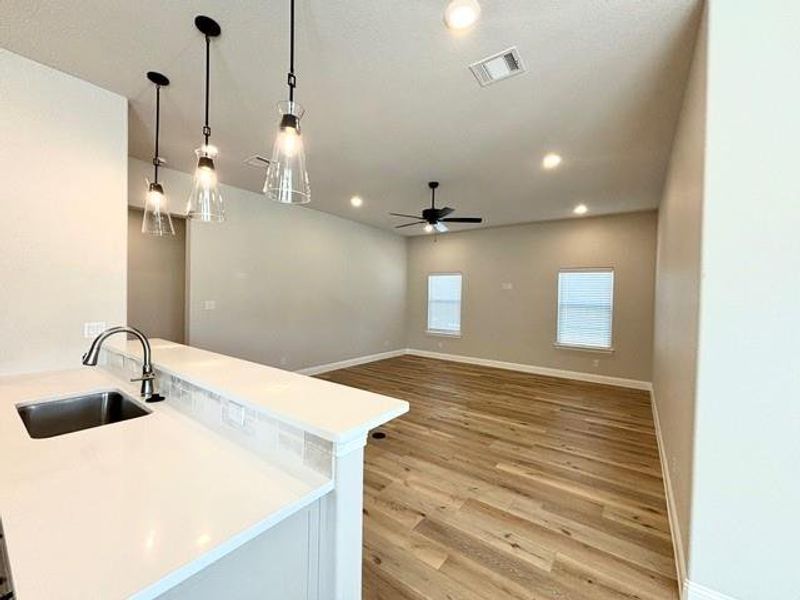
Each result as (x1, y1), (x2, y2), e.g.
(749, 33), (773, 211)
(444, 0), (481, 31)
(350, 195), (363, 207)
(542, 153), (562, 170)
(573, 204), (588, 215)
(424, 224), (435, 233)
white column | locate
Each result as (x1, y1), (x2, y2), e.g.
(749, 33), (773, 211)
(318, 434), (367, 600)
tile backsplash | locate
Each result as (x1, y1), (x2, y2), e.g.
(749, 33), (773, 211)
(100, 349), (333, 479)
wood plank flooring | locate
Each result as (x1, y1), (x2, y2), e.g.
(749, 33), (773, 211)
(318, 355), (678, 600)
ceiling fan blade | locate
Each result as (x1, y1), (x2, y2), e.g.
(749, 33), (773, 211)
(439, 207), (455, 218)
(389, 212), (423, 219)
(434, 222), (449, 233)
(441, 217), (483, 223)
(395, 221), (426, 229)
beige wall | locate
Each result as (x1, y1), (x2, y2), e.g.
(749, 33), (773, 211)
(687, 2), (800, 598)
(128, 159), (407, 371)
(652, 6), (706, 582)
(0, 49), (127, 375)
(127, 208), (186, 343)
(406, 211), (657, 383)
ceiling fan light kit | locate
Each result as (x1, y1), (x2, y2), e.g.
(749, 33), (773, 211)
(390, 181), (483, 234)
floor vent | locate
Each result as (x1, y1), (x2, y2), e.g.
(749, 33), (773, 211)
(469, 46), (526, 87)
(243, 154), (270, 169)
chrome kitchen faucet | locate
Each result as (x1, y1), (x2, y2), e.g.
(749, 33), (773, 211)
(82, 326), (164, 402)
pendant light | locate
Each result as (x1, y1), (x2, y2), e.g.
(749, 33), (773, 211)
(187, 16), (225, 222)
(142, 71), (175, 236)
(264, 0), (311, 204)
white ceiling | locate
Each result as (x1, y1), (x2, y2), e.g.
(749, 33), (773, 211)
(0, 0), (701, 235)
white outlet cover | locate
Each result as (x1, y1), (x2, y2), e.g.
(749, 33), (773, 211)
(203, 300), (216, 310)
(501, 282), (513, 290)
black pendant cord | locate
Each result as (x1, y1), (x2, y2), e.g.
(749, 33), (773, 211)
(153, 85), (161, 184)
(203, 35), (211, 145)
(146, 71), (170, 183)
(287, 0), (296, 102)
(431, 186), (435, 209)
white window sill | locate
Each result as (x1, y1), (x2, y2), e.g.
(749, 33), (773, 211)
(554, 343), (614, 355)
(426, 330), (462, 338)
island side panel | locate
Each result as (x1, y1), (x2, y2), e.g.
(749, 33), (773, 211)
(154, 503), (319, 600)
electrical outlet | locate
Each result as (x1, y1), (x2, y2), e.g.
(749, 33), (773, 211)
(501, 282), (513, 290)
(437, 341), (444, 349)
(83, 321), (107, 339)
(592, 358), (600, 368)
(203, 300), (216, 310)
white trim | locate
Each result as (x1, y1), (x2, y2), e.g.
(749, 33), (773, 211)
(651, 395), (739, 600)
(306, 501), (321, 600)
(649, 385), (688, 597)
(427, 272), (463, 336)
(298, 347), (651, 390)
(684, 580), (738, 600)
(406, 348), (651, 390)
(333, 433), (367, 457)
(296, 349), (406, 376)
(426, 329), (462, 338)
(553, 342), (615, 354)
(556, 267), (616, 351)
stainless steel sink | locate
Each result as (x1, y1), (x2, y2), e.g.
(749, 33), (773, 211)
(17, 390), (150, 439)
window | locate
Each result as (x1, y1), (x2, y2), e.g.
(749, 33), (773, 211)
(427, 273), (462, 335)
(556, 269), (614, 350)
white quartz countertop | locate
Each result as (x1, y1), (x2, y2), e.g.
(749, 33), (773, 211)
(106, 338), (409, 444)
(0, 368), (333, 600)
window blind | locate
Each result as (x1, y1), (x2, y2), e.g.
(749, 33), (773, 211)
(427, 274), (462, 333)
(557, 270), (614, 349)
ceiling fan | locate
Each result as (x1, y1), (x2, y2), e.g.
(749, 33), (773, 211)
(390, 181), (483, 233)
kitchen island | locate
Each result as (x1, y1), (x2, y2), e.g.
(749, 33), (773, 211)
(0, 339), (408, 599)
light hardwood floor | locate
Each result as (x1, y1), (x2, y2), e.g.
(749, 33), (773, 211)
(318, 355), (678, 600)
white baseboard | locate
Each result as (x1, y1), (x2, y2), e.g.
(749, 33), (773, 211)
(684, 581), (738, 600)
(406, 348), (652, 390)
(649, 385), (688, 597)
(301, 347), (652, 390)
(296, 349), (406, 376)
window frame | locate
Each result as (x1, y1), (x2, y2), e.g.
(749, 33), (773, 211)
(554, 267), (616, 353)
(426, 272), (463, 337)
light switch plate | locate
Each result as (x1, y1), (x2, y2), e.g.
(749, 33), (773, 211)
(83, 321), (107, 339)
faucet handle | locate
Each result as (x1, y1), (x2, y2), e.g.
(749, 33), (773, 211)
(130, 372), (156, 383)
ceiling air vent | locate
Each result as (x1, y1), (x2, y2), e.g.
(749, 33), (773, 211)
(469, 47), (526, 87)
(243, 154), (270, 169)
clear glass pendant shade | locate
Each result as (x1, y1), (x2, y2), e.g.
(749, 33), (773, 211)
(142, 182), (175, 236)
(187, 145), (225, 222)
(264, 101), (311, 204)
